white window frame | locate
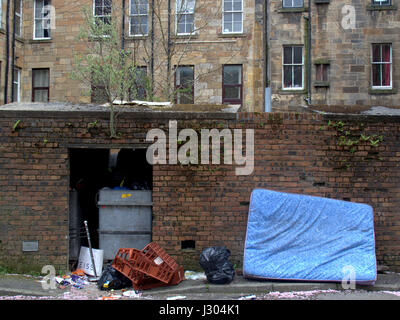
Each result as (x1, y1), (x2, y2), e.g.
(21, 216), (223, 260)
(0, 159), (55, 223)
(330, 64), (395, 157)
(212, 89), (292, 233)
(93, 0), (112, 24)
(13, 68), (21, 102)
(222, 0), (243, 34)
(129, 0), (149, 36)
(282, 45), (304, 90)
(176, 0), (196, 36)
(15, 0), (22, 37)
(372, 0), (392, 6)
(33, 0), (51, 40)
(283, 0), (304, 8)
(371, 43), (392, 89)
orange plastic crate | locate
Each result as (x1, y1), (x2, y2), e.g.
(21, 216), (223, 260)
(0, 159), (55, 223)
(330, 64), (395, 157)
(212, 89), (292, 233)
(122, 242), (179, 284)
(112, 244), (185, 290)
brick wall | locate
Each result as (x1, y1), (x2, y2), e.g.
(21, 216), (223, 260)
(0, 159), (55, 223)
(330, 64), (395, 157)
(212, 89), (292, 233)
(0, 107), (400, 272)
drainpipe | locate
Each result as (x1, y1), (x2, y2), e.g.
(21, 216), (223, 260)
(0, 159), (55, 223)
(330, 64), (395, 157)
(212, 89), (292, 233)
(11, 0), (16, 102)
(304, 0), (312, 105)
(150, 0), (154, 100)
(167, 0), (171, 98)
(264, 0), (271, 112)
(121, 0), (125, 51)
(4, 0), (10, 104)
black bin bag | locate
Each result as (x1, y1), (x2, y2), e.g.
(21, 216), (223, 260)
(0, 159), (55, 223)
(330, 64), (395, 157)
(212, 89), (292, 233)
(97, 263), (132, 291)
(199, 246), (235, 284)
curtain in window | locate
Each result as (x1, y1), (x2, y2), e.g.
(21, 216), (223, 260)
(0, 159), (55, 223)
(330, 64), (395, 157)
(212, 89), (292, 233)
(33, 69), (49, 102)
(383, 44), (391, 87)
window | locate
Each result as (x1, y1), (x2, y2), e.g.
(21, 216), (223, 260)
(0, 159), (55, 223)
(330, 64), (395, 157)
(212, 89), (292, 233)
(34, 0), (51, 39)
(129, 0), (148, 36)
(372, 43), (392, 89)
(315, 64), (329, 82)
(176, 0), (195, 35)
(129, 66), (148, 101)
(14, 0), (22, 37)
(222, 65), (242, 104)
(283, 0), (303, 7)
(175, 66), (194, 104)
(372, 0), (392, 5)
(32, 69), (50, 102)
(12, 68), (21, 102)
(223, 0), (242, 34)
(283, 46), (304, 89)
(94, 0), (112, 25)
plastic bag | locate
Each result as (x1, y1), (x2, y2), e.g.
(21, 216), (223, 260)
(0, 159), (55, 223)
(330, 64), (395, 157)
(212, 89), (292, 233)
(199, 247), (235, 284)
(97, 263), (132, 291)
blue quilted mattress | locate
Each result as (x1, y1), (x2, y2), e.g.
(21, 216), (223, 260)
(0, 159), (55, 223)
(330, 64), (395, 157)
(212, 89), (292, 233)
(243, 189), (377, 285)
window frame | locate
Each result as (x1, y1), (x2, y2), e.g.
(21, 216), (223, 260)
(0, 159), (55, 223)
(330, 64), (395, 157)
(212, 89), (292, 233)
(93, 0), (112, 26)
(222, 0), (243, 34)
(129, 66), (148, 101)
(33, 0), (51, 40)
(282, 0), (304, 8)
(129, 0), (149, 37)
(32, 68), (50, 102)
(371, 0), (392, 6)
(175, 65), (195, 104)
(371, 43), (392, 89)
(315, 63), (329, 82)
(222, 64), (243, 105)
(14, 0), (22, 37)
(12, 68), (21, 103)
(176, 0), (196, 36)
(282, 45), (304, 90)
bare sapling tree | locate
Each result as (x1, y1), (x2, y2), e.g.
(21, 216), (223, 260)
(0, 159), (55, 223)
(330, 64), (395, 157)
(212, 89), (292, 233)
(72, 5), (141, 138)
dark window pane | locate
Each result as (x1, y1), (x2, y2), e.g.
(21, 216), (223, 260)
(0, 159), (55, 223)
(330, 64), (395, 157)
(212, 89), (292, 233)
(293, 66), (303, 87)
(383, 44), (391, 62)
(316, 65), (322, 82)
(283, 47), (292, 64)
(224, 0), (232, 11)
(372, 64), (381, 86)
(322, 65), (328, 82)
(293, 47), (303, 64)
(224, 66), (241, 85)
(382, 63), (391, 86)
(224, 86), (240, 100)
(293, 0), (303, 7)
(283, 65), (292, 87)
(372, 45), (381, 63)
(34, 90), (49, 102)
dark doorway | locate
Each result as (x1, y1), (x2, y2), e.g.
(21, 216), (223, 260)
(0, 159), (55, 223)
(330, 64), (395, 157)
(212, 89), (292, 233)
(68, 148), (152, 266)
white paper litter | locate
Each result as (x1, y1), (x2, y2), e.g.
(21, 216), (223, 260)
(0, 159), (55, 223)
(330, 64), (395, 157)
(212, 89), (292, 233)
(184, 271), (207, 280)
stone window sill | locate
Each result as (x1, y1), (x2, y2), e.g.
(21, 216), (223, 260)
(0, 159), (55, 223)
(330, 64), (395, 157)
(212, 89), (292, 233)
(366, 5), (397, 11)
(314, 81), (330, 87)
(314, 58), (330, 65)
(125, 35), (149, 41)
(369, 88), (397, 95)
(218, 33), (247, 39)
(277, 7), (308, 13)
(279, 89), (307, 94)
(172, 34), (199, 40)
(29, 39), (52, 44)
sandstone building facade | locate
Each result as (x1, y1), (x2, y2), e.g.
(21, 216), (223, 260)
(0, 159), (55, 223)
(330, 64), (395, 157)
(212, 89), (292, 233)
(1, 1), (400, 111)
(0, 0), (265, 111)
(267, 0), (400, 111)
